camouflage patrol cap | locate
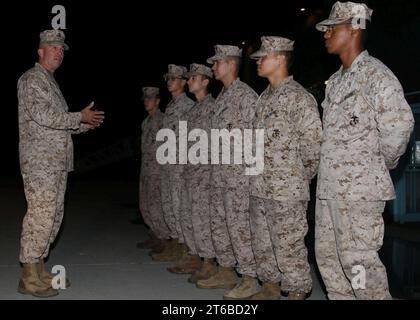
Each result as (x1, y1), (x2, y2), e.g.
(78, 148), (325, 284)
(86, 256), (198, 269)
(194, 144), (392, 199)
(316, 1), (373, 32)
(206, 45), (242, 64)
(250, 36), (294, 60)
(142, 87), (160, 100)
(39, 29), (69, 50)
(163, 64), (188, 81)
(186, 63), (213, 79)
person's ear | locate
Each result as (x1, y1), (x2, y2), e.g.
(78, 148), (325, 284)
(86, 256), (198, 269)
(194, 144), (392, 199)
(278, 54), (286, 68)
(350, 26), (361, 38)
(228, 59), (235, 70)
(37, 47), (44, 60)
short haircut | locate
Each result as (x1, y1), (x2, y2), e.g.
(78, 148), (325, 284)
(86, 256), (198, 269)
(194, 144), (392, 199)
(196, 74), (212, 91)
(226, 56), (242, 76)
(275, 51), (294, 72)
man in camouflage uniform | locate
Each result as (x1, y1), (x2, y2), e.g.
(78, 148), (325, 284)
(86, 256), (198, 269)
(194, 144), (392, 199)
(196, 45), (258, 300)
(315, 2), (414, 299)
(152, 65), (195, 262)
(138, 87), (171, 254)
(17, 30), (105, 297)
(168, 64), (218, 280)
(249, 36), (322, 300)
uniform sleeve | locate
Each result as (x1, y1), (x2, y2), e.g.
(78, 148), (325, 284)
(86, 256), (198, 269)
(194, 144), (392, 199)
(71, 124), (91, 135)
(240, 90), (258, 128)
(18, 74), (81, 130)
(139, 118), (147, 152)
(297, 94), (323, 180)
(204, 102), (213, 136)
(371, 74), (414, 170)
(151, 114), (164, 155)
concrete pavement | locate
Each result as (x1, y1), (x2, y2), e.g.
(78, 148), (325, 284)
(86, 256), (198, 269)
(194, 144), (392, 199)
(0, 173), (327, 300)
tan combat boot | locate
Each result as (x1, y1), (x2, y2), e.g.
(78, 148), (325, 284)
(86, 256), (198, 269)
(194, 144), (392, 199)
(188, 258), (217, 283)
(165, 243), (188, 267)
(250, 282), (281, 300)
(18, 263), (59, 298)
(174, 243), (188, 261)
(167, 254), (202, 274)
(196, 266), (237, 289)
(150, 239), (179, 262)
(149, 239), (166, 254)
(223, 275), (259, 300)
(288, 291), (307, 300)
(37, 259), (70, 288)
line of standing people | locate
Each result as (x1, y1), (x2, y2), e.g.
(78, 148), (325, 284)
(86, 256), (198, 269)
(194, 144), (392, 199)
(137, 1), (414, 300)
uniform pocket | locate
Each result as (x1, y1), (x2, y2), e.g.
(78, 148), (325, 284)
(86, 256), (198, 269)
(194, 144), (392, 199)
(349, 202), (385, 250)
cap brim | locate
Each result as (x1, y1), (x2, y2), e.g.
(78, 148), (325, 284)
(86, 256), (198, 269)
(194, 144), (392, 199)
(41, 41), (69, 50)
(207, 54), (242, 64)
(163, 74), (186, 81)
(186, 72), (197, 78)
(315, 18), (350, 31)
(250, 49), (267, 60)
(206, 55), (222, 64)
(186, 72), (204, 78)
(186, 72), (213, 79)
(142, 95), (159, 100)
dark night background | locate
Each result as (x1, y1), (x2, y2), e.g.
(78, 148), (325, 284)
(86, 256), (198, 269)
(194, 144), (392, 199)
(1, 0), (419, 177)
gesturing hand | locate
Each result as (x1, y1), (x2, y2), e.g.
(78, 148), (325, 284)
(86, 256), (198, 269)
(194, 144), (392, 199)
(81, 102), (105, 126)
